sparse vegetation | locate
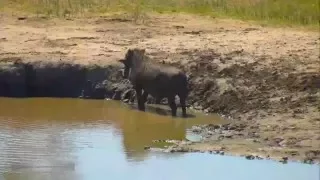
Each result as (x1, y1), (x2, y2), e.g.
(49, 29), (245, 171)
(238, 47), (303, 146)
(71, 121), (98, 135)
(1, 0), (319, 26)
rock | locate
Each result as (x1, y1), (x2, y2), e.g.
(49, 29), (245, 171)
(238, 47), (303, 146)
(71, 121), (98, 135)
(218, 135), (224, 140)
(255, 156), (263, 160)
(207, 131), (214, 136)
(303, 159), (314, 164)
(164, 147), (174, 153)
(194, 106), (203, 110)
(152, 140), (166, 143)
(176, 147), (189, 152)
(227, 125), (236, 131)
(279, 156), (288, 163)
(112, 90), (122, 100)
(287, 150), (299, 156)
(212, 150), (219, 154)
(121, 88), (136, 103)
(144, 146), (150, 150)
(206, 124), (221, 130)
(245, 155), (255, 160)
(17, 17), (27, 20)
(252, 139), (260, 143)
(191, 126), (202, 133)
(223, 133), (233, 138)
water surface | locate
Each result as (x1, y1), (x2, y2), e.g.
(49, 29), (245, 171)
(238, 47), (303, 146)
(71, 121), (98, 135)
(0, 97), (318, 180)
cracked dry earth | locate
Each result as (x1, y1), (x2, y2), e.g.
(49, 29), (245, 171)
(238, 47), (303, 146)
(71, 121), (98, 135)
(0, 13), (319, 163)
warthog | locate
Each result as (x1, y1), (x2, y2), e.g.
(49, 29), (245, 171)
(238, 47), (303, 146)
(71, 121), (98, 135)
(119, 48), (188, 117)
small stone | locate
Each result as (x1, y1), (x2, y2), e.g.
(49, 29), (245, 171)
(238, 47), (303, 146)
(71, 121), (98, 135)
(245, 155), (255, 160)
(17, 17), (27, 20)
(224, 133), (233, 138)
(207, 131), (214, 136)
(218, 135), (224, 140)
(255, 156), (263, 160)
(191, 126), (202, 133)
(194, 106), (203, 110)
(303, 159), (314, 164)
(253, 139), (260, 143)
(279, 156), (288, 163)
(207, 124), (220, 130)
(144, 146), (150, 150)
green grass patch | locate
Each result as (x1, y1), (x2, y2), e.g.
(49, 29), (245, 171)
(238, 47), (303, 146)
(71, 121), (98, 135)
(1, 0), (319, 27)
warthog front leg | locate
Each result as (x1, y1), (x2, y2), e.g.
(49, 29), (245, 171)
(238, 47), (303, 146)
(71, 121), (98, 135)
(168, 96), (177, 117)
(135, 87), (145, 111)
(155, 96), (162, 104)
(141, 90), (149, 105)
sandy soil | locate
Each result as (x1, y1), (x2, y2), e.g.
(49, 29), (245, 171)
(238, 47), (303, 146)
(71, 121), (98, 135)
(0, 12), (319, 163)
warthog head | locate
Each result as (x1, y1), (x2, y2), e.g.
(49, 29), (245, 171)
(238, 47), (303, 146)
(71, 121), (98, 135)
(119, 48), (146, 79)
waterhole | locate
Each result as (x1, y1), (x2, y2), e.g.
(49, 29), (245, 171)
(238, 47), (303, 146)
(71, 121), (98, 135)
(0, 97), (318, 180)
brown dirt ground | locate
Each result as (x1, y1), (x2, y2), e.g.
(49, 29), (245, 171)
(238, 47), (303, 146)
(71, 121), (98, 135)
(0, 12), (319, 163)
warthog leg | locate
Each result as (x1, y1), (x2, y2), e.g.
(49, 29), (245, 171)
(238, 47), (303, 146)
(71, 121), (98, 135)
(135, 87), (145, 111)
(168, 96), (177, 117)
(179, 96), (187, 118)
(141, 91), (149, 105)
(155, 97), (162, 104)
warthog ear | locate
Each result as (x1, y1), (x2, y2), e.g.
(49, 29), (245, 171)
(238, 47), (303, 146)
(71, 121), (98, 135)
(139, 49), (145, 54)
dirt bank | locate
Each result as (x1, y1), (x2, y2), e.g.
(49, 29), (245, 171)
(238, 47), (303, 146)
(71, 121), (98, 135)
(0, 58), (129, 99)
(0, 13), (319, 163)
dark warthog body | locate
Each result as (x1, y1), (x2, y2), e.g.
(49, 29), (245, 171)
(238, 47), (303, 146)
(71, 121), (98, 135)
(119, 48), (188, 117)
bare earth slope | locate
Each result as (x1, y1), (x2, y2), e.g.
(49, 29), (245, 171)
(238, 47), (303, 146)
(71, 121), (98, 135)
(0, 13), (319, 163)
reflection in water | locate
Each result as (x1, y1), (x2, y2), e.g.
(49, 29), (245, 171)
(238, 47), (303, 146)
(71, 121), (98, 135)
(0, 97), (319, 180)
(0, 98), (220, 168)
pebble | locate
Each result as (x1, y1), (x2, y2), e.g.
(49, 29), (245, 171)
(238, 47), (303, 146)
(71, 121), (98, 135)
(279, 156), (288, 164)
(303, 159), (314, 164)
(207, 131), (214, 136)
(191, 126), (202, 133)
(245, 155), (255, 160)
(255, 156), (264, 160)
(253, 139), (260, 143)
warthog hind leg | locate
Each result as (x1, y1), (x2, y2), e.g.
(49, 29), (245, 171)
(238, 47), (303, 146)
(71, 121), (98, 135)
(155, 97), (162, 104)
(136, 87), (145, 111)
(168, 96), (177, 117)
(178, 96), (187, 117)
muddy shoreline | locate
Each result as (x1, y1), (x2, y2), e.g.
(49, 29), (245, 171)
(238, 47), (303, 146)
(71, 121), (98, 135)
(0, 58), (126, 99)
(1, 55), (319, 164)
(0, 13), (319, 164)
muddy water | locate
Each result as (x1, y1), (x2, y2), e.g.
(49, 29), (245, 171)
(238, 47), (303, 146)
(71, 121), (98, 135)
(0, 98), (319, 180)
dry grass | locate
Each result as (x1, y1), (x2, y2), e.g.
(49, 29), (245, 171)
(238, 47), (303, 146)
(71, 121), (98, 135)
(1, 0), (319, 27)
